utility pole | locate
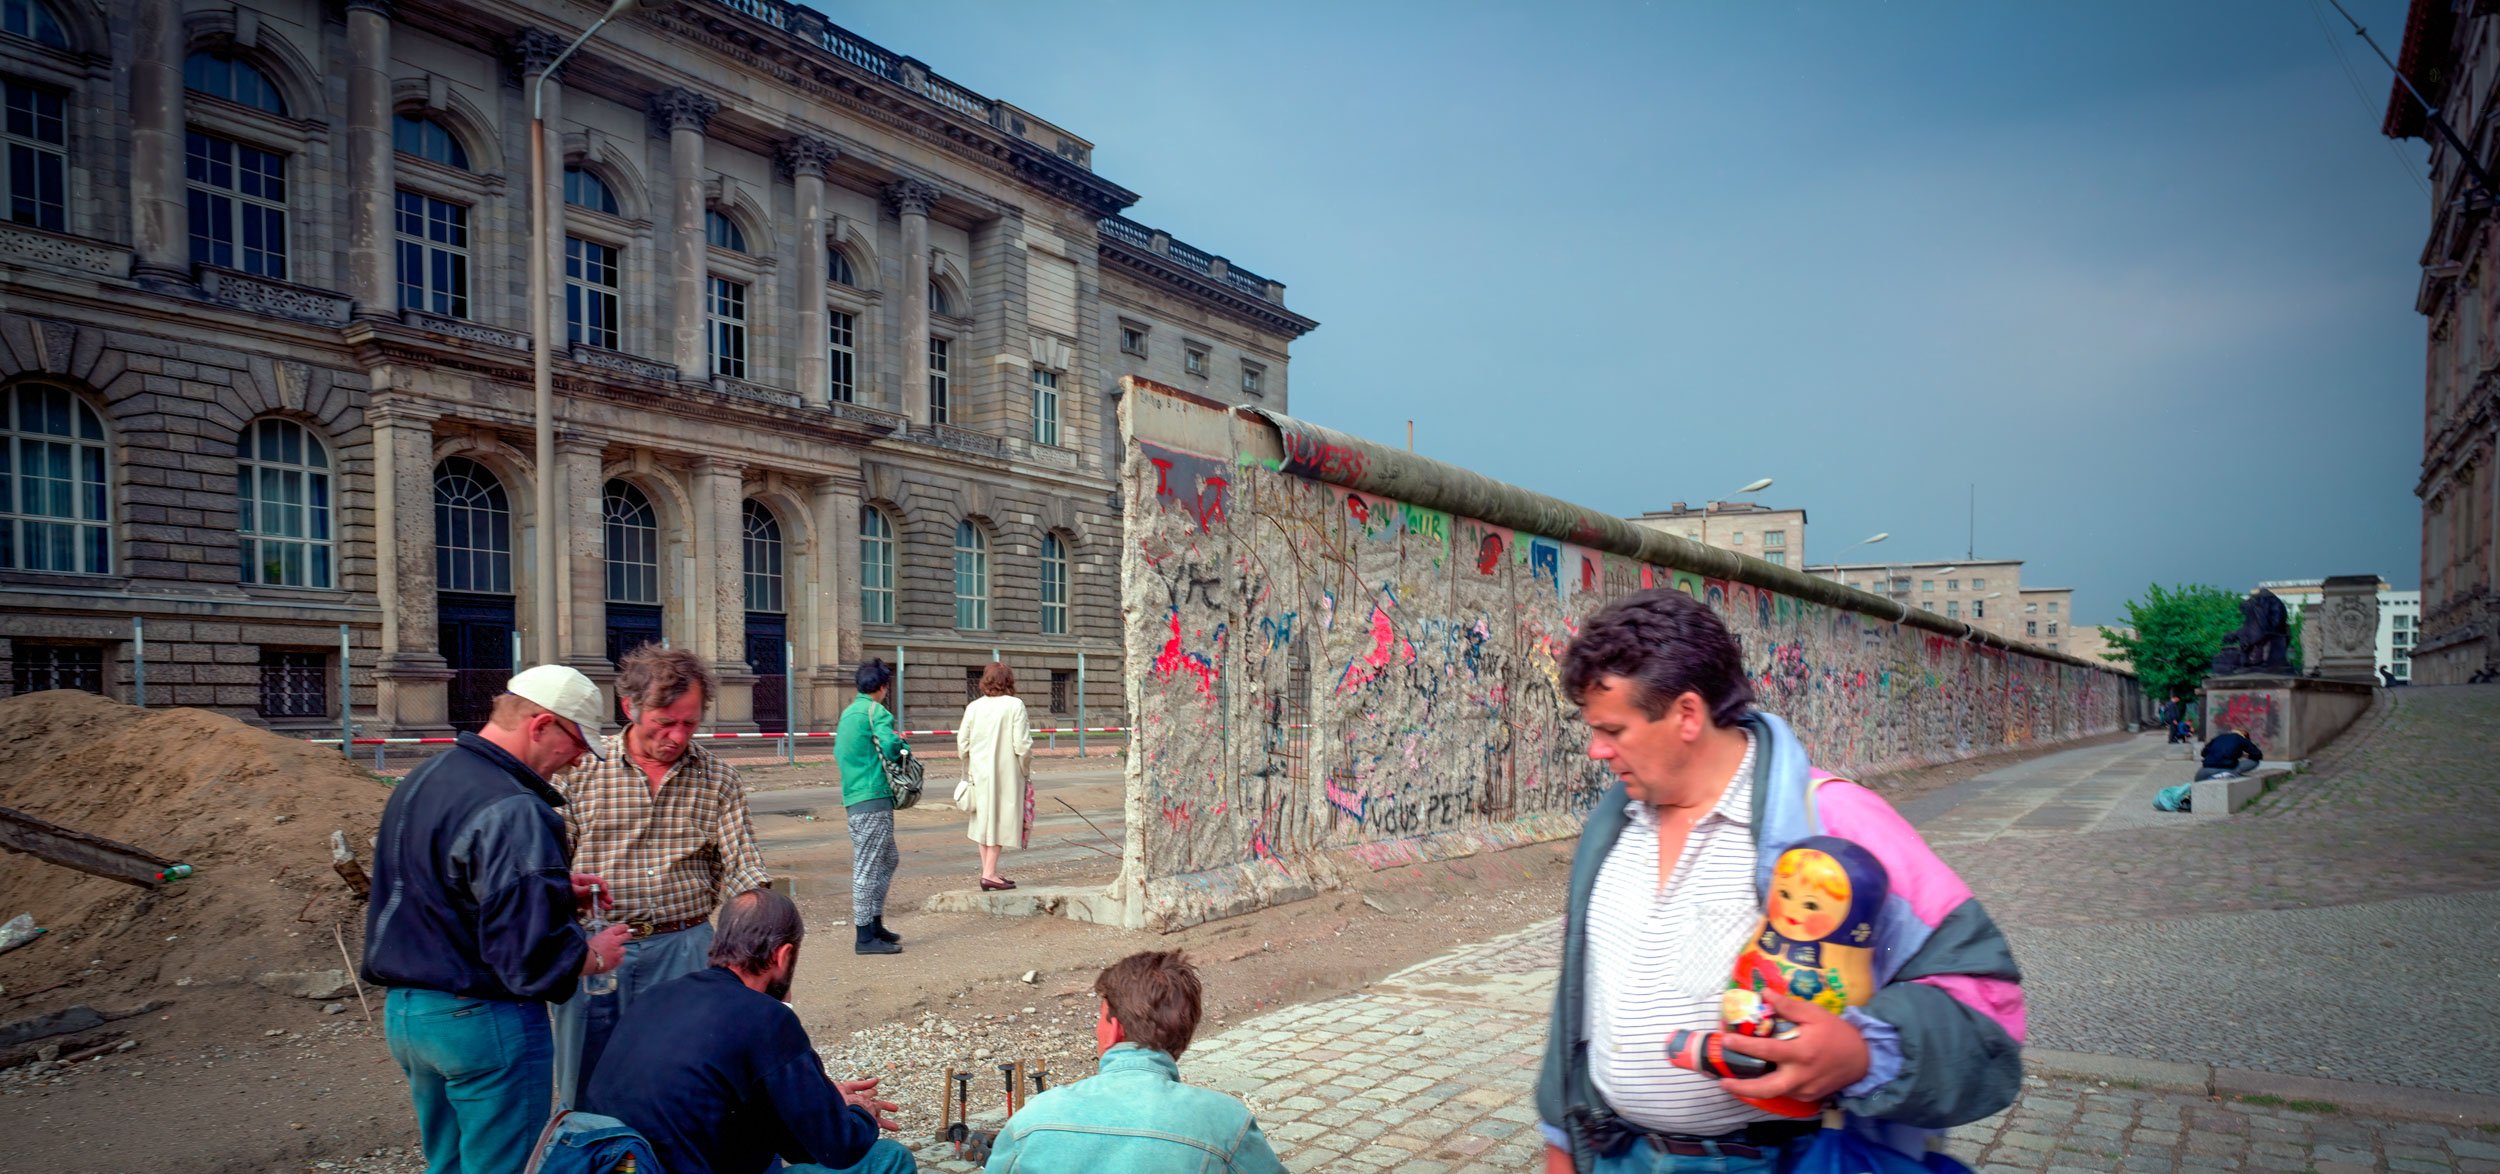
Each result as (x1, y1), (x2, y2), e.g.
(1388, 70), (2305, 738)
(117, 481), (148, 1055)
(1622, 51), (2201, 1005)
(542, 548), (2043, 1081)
(1967, 483), (1975, 561)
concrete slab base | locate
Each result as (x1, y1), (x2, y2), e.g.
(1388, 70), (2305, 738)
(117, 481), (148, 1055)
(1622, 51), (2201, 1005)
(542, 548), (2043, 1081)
(921, 883), (1138, 926)
(2025, 1047), (2500, 1127)
(2191, 767), (2287, 818)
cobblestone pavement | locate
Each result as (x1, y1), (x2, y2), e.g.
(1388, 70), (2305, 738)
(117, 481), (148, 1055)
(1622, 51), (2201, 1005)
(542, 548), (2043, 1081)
(1954, 1079), (2500, 1173)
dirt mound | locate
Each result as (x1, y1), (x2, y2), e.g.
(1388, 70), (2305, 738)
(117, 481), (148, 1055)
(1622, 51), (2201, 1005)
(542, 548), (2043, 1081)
(0, 691), (388, 1008)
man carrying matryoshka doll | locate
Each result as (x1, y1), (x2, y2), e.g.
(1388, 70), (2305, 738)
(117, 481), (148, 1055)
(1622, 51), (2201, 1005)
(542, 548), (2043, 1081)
(1535, 589), (2026, 1174)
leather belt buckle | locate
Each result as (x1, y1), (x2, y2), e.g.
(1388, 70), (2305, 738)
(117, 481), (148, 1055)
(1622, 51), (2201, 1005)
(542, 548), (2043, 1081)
(625, 919), (657, 939)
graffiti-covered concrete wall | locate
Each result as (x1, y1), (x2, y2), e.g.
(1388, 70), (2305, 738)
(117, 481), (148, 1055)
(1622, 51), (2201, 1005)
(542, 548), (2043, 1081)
(1099, 381), (2134, 930)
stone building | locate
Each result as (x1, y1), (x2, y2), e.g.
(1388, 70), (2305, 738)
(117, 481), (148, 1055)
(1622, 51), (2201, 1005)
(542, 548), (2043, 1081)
(1629, 501), (1807, 568)
(0, 0), (1314, 735)
(2384, 0), (2498, 683)
(2014, 586), (2074, 652)
(1806, 557), (2030, 638)
(2257, 578), (2424, 681)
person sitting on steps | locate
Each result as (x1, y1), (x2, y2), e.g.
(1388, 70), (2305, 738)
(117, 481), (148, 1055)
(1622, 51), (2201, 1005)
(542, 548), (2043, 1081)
(2195, 726), (2263, 781)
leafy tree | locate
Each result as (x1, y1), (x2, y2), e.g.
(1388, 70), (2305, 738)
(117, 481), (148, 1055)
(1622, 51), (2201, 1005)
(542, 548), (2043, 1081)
(2286, 608), (2305, 674)
(2103, 583), (2245, 702)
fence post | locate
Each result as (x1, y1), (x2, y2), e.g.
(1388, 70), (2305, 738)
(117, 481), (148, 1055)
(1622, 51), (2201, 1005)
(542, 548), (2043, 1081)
(785, 639), (797, 764)
(374, 739), (386, 772)
(1076, 650), (1086, 757)
(894, 644), (906, 737)
(339, 623), (353, 759)
(510, 629), (522, 672)
(131, 615), (146, 708)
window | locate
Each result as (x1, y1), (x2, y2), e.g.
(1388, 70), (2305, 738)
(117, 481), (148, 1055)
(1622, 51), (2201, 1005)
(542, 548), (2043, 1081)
(707, 276), (747, 379)
(3, 80), (66, 233)
(1921, 580), (1934, 592)
(184, 52), (285, 115)
(1731, 533), (1744, 545)
(395, 191), (469, 317)
(828, 246), (855, 287)
(1974, 600), (1987, 618)
(1763, 531), (1785, 547)
(742, 499), (783, 613)
(12, 644), (99, 695)
(3, 0), (69, 47)
(2047, 622), (2060, 636)
(2, 383), (109, 574)
(2396, 662), (2411, 680)
(1039, 532), (1068, 635)
(566, 236), (620, 349)
(603, 480), (659, 604)
(2025, 602), (2038, 613)
(2047, 601), (2060, 614)
(433, 457), (511, 593)
(2396, 614), (2414, 630)
(1971, 577), (1986, 589)
(705, 209), (745, 252)
(564, 166), (618, 215)
(1946, 600), (1960, 618)
(392, 114), (467, 170)
(1050, 669), (1071, 714)
(2025, 620), (2039, 636)
(237, 418), (332, 588)
(1031, 367), (1060, 446)
(187, 132), (288, 277)
(1241, 361), (1264, 397)
(928, 280), (951, 316)
(963, 666), (984, 701)
(859, 506), (894, 625)
(828, 309), (856, 403)
(953, 520), (988, 630)
(1184, 345), (1207, 377)
(1946, 579), (1959, 591)
(927, 337), (950, 423)
(1119, 326), (1147, 357)
(1765, 550), (1786, 567)
(258, 649), (326, 718)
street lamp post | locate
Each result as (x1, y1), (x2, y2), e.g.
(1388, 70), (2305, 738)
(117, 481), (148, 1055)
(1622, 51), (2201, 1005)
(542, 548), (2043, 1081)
(528, 0), (640, 665)
(1700, 477), (1774, 549)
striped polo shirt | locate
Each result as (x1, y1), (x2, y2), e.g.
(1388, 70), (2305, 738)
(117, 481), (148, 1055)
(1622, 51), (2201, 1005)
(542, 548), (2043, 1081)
(1583, 730), (1779, 1137)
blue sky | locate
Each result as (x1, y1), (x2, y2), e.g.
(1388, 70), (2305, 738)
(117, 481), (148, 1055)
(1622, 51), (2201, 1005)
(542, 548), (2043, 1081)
(835, 0), (2429, 625)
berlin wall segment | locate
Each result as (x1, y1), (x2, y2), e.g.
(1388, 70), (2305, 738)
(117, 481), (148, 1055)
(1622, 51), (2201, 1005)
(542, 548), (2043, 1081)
(1114, 379), (2131, 930)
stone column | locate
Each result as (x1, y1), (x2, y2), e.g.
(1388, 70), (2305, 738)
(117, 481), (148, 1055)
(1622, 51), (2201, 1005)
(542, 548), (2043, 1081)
(2316, 575), (2384, 683)
(690, 457), (757, 729)
(779, 138), (838, 402)
(887, 179), (941, 424)
(556, 435), (611, 693)
(808, 476), (863, 723)
(651, 89), (719, 381)
(513, 30), (571, 350)
(371, 404), (452, 734)
(345, 0), (395, 318)
(128, 0), (188, 281)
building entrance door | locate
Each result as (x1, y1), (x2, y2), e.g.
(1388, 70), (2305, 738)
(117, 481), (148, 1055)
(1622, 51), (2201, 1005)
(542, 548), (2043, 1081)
(439, 592), (515, 732)
(746, 614), (787, 734)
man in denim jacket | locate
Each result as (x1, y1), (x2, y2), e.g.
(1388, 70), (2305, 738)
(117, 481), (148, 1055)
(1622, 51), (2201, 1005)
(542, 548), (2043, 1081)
(984, 951), (1284, 1173)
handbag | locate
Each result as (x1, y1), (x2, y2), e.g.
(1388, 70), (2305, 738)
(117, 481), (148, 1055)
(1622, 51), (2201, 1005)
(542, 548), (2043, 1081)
(952, 777), (974, 808)
(885, 743), (925, 809)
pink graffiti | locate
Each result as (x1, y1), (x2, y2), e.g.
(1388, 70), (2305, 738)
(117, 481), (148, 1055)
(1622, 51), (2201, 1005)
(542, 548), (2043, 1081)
(1335, 606), (1416, 695)
(1150, 609), (1218, 698)
(1160, 799), (1191, 831)
(1324, 778), (1369, 823)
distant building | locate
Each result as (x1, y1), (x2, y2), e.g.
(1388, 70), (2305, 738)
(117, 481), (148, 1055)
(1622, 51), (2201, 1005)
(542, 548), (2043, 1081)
(2383, 0), (2496, 683)
(2063, 624), (2133, 670)
(1805, 557), (2034, 640)
(1629, 502), (1807, 568)
(2015, 587), (2076, 651)
(2257, 579), (2424, 682)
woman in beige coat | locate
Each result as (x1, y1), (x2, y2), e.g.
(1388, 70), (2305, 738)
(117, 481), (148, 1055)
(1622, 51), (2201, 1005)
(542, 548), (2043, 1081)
(957, 662), (1034, 890)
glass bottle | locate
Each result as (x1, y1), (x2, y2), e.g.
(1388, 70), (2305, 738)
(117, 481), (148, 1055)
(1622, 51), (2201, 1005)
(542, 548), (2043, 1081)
(582, 882), (618, 996)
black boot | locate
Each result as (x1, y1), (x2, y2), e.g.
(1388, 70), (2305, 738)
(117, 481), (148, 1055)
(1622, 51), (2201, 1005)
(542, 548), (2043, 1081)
(855, 922), (900, 955)
(871, 916), (901, 944)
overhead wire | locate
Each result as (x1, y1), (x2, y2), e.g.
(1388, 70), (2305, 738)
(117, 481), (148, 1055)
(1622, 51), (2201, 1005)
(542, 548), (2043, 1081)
(2308, 0), (2435, 200)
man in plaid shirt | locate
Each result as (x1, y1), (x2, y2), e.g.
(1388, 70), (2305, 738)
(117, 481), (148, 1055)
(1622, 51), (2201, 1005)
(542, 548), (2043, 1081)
(552, 644), (772, 1108)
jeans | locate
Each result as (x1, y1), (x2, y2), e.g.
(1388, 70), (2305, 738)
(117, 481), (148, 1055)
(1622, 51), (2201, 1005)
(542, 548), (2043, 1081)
(553, 922), (714, 1109)
(2194, 766), (2240, 781)
(772, 1138), (920, 1173)
(384, 987), (552, 1174)
(1591, 1136), (1789, 1174)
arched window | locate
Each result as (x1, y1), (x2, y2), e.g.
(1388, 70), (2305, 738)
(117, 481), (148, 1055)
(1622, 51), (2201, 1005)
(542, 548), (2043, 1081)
(927, 280), (950, 316)
(742, 499), (783, 614)
(2, 0), (69, 48)
(564, 166), (619, 215)
(953, 520), (988, 630)
(603, 480), (659, 604)
(433, 457), (511, 593)
(236, 418), (331, 588)
(859, 506), (894, 626)
(1, 382), (108, 574)
(392, 114), (468, 170)
(828, 245), (855, 287)
(183, 52), (285, 115)
(705, 209), (745, 252)
(1039, 532), (1068, 636)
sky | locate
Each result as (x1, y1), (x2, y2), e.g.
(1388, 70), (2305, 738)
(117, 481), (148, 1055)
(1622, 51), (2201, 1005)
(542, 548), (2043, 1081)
(833, 0), (2431, 626)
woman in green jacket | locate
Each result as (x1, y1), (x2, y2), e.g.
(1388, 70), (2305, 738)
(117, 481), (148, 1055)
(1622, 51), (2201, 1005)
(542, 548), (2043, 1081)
(836, 658), (907, 955)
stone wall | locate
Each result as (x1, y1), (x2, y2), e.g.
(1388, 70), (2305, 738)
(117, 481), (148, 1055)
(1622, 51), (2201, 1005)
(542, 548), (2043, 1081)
(1108, 382), (2134, 930)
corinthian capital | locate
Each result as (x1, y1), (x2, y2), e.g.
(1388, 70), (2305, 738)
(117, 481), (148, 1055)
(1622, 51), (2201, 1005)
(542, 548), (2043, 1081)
(647, 87), (720, 135)
(776, 136), (839, 181)
(884, 178), (942, 217)
(508, 28), (570, 79)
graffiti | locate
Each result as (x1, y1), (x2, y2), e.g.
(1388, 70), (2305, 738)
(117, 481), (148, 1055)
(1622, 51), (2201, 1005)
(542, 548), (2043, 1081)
(1335, 603), (1417, 695)
(1402, 504), (1451, 549)
(1142, 441), (1230, 534)
(1324, 776), (1369, 823)
(1580, 555), (1598, 595)
(1475, 530), (1505, 575)
(1279, 427), (1369, 483)
(2214, 693), (2282, 742)
(1149, 609), (1219, 699)
(1528, 539), (1561, 593)
(1257, 611), (1298, 650)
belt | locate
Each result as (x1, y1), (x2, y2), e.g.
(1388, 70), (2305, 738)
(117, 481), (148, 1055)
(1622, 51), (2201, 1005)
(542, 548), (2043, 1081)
(624, 914), (709, 940)
(1620, 1119), (1820, 1160)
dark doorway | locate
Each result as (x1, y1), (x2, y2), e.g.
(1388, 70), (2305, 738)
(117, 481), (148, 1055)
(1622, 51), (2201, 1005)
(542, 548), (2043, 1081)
(746, 614), (787, 734)
(439, 592), (516, 732)
(606, 603), (663, 720)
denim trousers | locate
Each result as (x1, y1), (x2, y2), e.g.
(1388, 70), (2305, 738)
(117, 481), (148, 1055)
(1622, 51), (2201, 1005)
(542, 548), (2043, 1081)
(384, 987), (552, 1174)
(1591, 1136), (1790, 1174)
(771, 1138), (920, 1173)
(553, 921), (713, 1109)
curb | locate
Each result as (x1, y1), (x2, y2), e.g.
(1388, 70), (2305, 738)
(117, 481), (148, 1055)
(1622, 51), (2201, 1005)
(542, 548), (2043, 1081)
(2025, 1048), (2500, 1127)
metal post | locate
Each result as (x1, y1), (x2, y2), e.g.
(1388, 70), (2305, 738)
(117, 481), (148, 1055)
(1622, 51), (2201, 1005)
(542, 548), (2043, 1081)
(511, 629), (522, 673)
(894, 644), (906, 736)
(991, 647), (1000, 662)
(784, 639), (797, 765)
(130, 615), (145, 708)
(339, 623), (353, 759)
(1076, 650), (1086, 757)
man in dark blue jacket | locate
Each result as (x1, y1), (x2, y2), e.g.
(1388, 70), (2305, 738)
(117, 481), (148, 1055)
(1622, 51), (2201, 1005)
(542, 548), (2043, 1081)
(363, 664), (632, 1174)
(2196, 727), (2264, 780)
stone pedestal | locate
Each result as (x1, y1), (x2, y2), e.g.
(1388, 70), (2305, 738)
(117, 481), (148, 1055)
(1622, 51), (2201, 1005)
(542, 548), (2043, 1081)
(2316, 575), (2382, 683)
(2197, 674), (2374, 762)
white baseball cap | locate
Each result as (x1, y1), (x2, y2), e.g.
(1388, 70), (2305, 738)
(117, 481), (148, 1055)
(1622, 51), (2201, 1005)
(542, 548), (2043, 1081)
(505, 664), (609, 760)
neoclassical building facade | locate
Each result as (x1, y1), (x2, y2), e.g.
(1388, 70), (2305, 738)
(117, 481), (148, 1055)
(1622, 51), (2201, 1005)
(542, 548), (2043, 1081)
(2385, 0), (2498, 684)
(0, 0), (1315, 734)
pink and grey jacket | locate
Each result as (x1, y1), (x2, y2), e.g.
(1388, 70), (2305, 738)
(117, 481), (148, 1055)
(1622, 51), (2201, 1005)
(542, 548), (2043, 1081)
(1534, 711), (2027, 1167)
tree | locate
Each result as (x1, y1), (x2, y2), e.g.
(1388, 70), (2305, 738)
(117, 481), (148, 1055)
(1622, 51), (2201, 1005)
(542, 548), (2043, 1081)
(2103, 583), (2245, 702)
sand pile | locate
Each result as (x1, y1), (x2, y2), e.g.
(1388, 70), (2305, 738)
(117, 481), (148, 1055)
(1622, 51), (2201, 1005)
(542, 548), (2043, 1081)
(0, 690), (389, 1006)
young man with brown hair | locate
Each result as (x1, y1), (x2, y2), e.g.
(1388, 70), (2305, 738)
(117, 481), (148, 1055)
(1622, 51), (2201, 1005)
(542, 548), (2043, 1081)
(552, 643), (772, 1107)
(982, 951), (1283, 1173)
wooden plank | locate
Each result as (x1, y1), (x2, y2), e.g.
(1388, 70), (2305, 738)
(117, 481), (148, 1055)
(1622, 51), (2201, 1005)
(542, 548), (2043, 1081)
(0, 805), (174, 888)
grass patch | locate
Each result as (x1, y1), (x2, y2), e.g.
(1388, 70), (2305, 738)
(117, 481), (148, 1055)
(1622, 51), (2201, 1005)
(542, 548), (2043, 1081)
(2238, 1093), (2339, 1113)
(2478, 1122), (2499, 1134)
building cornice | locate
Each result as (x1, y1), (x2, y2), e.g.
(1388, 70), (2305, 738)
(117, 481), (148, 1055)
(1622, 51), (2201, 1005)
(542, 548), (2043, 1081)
(1098, 236), (1319, 340)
